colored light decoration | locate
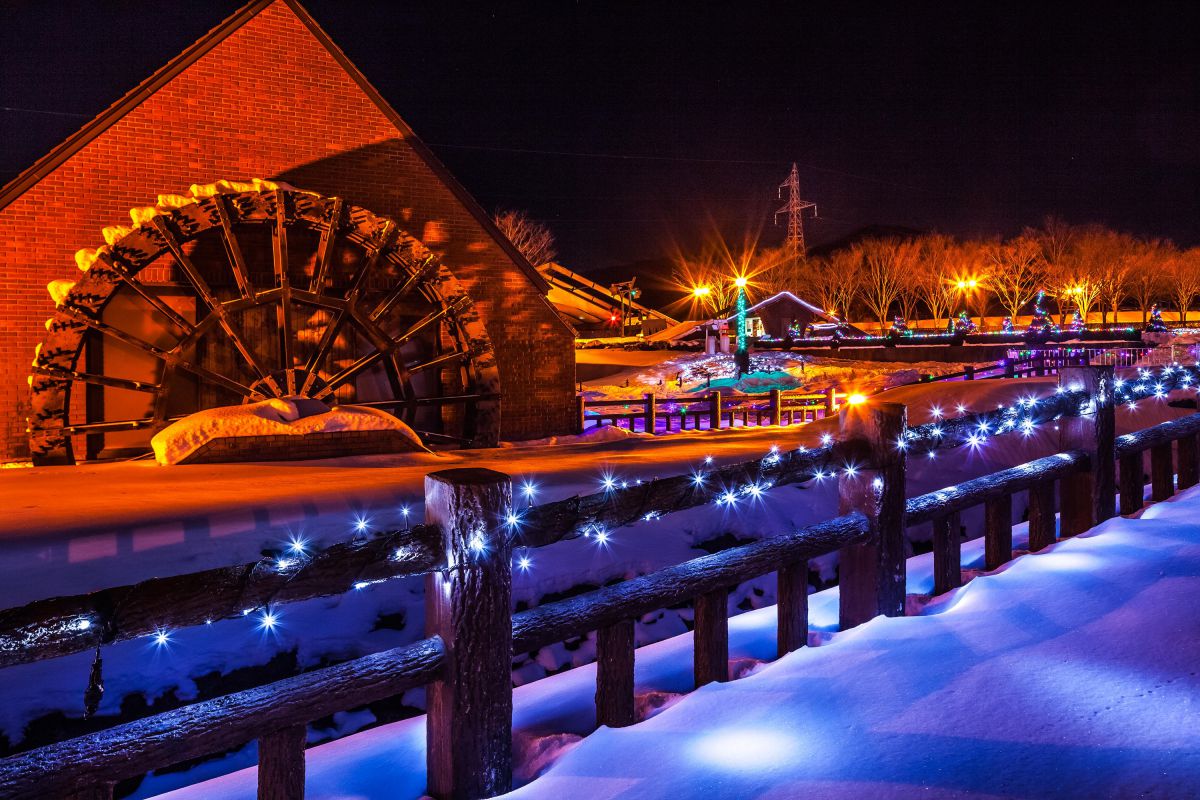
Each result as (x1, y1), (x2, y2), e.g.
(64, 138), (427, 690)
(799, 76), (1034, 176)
(734, 275), (749, 372)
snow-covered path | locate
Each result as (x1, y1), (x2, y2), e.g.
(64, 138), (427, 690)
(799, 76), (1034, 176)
(507, 497), (1200, 800)
(157, 486), (1200, 800)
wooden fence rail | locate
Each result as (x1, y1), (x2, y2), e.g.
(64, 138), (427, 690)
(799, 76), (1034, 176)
(2, 364), (1199, 799)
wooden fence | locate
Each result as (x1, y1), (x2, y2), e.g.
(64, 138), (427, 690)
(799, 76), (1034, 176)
(1, 365), (1198, 799)
(576, 352), (1097, 436)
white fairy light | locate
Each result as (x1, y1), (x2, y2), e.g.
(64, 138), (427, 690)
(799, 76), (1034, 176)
(150, 628), (171, 647)
(258, 610), (278, 632)
(353, 515), (370, 534)
(286, 536), (307, 556)
(820, 433), (833, 446)
(517, 554), (532, 571)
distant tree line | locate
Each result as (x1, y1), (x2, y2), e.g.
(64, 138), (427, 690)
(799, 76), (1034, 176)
(675, 217), (1200, 332)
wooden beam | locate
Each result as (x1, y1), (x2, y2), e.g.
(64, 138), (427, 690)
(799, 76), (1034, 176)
(0, 638), (444, 800)
(1058, 366), (1116, 534)
(1177, 434), (1198, 490)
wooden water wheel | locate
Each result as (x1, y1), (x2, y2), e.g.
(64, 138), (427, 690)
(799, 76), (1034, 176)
(28, 182), (500, 465)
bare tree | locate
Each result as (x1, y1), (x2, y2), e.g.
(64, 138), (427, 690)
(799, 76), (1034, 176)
(987, 236), (1046, 320)
(492, 209), (557, 268)
(914, 234), (960, 330)
(808, 249), (863, 323)
(1127, 239), (1172, 325)
(1169, 247), (1200, 324)
(858, 239), (908, 333)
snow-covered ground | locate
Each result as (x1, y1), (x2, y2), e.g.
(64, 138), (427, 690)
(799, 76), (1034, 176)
(158, 479), (1200, 800)
(0, 375), (1192, 797)
(581, 351), (967, 400)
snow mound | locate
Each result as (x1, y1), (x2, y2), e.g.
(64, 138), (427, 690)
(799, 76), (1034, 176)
(150, 398), (427, 465)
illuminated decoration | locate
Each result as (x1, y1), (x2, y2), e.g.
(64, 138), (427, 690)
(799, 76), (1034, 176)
(1001, 316), (1015, 333)
(888, 316), (912, 338)
(1026, 290), (1060, 337)
(953, 311), (977, 334)
(847, 393), (867, 405)
(1146, 304), (1168, 333)
(734, 276), (750, 376)
(1070, 309), (1086, 333)
(28, 186), (504, 465)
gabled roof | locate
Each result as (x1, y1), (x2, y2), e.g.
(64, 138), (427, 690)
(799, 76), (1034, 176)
(719, 291), (833, 323)
(0, 0), (552, 296)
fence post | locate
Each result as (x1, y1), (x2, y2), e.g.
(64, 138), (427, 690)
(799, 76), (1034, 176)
(825, 388), (836, 417)
(258, 725), (306, 800)
(1058, 366), (1116, 536)
(643, 393), (656, 435)
(1179, 435), (1199, 490)
(837, 401), (907, 629)
(984, 494), (1013, 570)
(1004, 360), (1015, 379)
(595, 619), (636, 728)
(965, 365), (975, 381)
(776, 560), (809, 656)
(1150, 443), (1174, 501)
(709, 390), (722, 431)
(1118, 453), (1144, 515)
(693, 589), (729, 686)
(425, 468), (513, 800)
(931, 512), (961, 595)
(1028, 480), (1057, 551)
(575, 396), (586, 435)
(770, 388), (783, 426)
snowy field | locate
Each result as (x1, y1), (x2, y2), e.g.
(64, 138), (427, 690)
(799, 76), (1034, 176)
(160, 481), (1200, 800)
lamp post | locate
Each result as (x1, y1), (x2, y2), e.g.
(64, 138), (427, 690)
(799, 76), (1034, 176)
(734, 275), (750, 376)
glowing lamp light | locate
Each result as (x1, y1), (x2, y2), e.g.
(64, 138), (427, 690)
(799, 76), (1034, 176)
(847, 393), (867, 406)
(734, 276), (748, 288)
(691, 285), (712, 298)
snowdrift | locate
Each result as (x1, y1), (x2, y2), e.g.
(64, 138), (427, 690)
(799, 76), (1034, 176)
(150, 398), (428, 465)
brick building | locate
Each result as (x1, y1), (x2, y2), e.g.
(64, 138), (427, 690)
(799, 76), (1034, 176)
(0, 0), (576, 462)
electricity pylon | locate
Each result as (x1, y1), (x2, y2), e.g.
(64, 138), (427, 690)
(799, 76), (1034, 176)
(774, 162), (817, 291)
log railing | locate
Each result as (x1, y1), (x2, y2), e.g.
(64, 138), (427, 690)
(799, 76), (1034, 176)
(577, 387), (844, 434)
(2, 364), (1199, 799)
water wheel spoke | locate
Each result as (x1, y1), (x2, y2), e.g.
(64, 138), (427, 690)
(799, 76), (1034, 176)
(299, 308), (348, 395)
(273, 191), (296, 393)
(406, 349), (468, 375)
(100, 251), (195, 336)
(32, 364), (159, 393)
(315, 301), (464, 398)
(59, 416), (179, 435)
(368, 256), (435, 322)
(214, 195), (255, 301)
(309, 197), (343, 294)
(345, 222), (398, 307)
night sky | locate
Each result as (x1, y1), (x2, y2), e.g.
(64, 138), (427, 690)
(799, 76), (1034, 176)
(2, 2), (1198, 272)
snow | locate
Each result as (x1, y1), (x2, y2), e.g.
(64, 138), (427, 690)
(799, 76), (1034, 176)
(149, 398), (427, 465)
(582, 351), (967, 400)
(1, 374), (1193, 797)
(156, 480), (1200, 800)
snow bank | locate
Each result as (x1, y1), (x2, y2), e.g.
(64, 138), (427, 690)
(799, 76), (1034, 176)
(150, 399), (427, 465)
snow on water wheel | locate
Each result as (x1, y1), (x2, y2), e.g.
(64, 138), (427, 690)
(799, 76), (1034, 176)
(28, 181), (500, 465)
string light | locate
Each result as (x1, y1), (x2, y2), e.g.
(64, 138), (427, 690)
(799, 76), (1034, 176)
(258, 610), (279, 632)
(517, 553), (532, 571)
(286, 536), (308, 556)
(150, 628), (171, 647)
(353, 516), (370, 534)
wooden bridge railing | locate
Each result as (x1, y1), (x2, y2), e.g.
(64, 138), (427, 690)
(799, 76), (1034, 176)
(2, 364), (1199, 799)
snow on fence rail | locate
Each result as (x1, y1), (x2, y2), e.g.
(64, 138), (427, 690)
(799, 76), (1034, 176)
(2, 364), (1200, 799)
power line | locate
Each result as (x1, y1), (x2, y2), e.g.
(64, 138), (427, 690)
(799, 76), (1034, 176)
(0, 105), (91, 118)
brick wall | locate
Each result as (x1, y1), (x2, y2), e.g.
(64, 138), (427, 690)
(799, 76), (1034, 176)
(0, 0), (575, 460)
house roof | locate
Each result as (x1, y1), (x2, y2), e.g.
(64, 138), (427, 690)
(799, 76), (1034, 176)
(0, 0), (554, 297)
(719, 291), (833, 323)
